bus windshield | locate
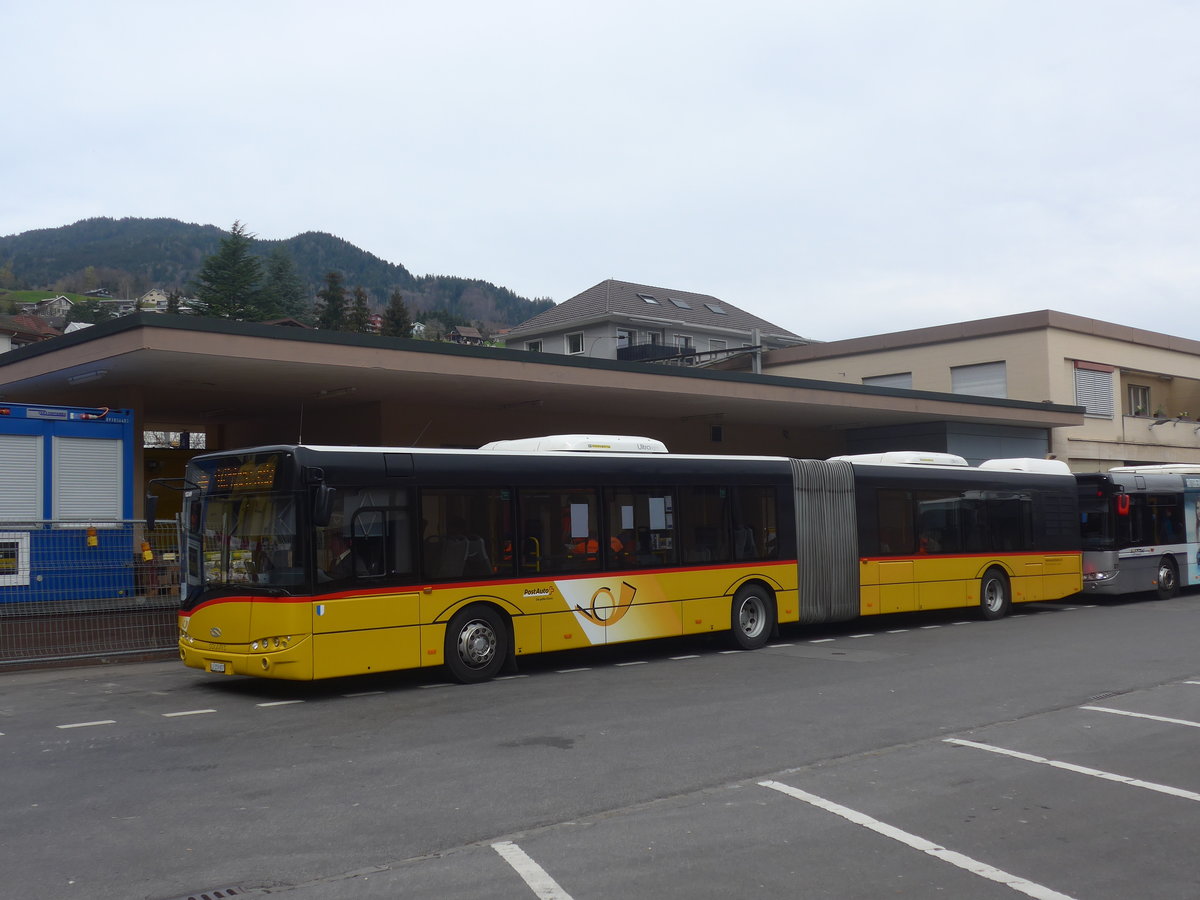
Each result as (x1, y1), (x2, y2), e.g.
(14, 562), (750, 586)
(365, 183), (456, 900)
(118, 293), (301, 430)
(187, 491), (304, 589)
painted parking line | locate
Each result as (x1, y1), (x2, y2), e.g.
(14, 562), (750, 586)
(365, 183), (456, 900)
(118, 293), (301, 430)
(759, 780), (1077, 900)
(810, 638), (835, 643)
(556, 667), (592, 673)
(669, 655), (700, 660)
(1080, 706), (1200, 729)
(342, 690), (385, 698)
(257, 700), (305, 707)
(945, 739), (1200, 802)
(162, 709), (216, 718)
(56, 720), (116, 729)
(492, 841), (574, 900)
(615, 660), (648, 667)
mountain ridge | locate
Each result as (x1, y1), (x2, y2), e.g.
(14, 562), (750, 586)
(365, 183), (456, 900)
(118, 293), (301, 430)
(0, 217), (554, 330)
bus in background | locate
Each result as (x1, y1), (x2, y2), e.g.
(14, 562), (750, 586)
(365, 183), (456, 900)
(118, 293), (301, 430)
(1076, 464), (1200, 599)
(155, 438), (1081, 684)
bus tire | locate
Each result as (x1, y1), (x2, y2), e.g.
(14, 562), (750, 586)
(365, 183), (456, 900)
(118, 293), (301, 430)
(445, 605), (508, 683)
(730, 584), (775, 650)
(1156, 556), (1180, 600)
(979, 568), (1011, 620)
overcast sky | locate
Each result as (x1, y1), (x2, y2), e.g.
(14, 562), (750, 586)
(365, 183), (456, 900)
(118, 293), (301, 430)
(4, 1), (1198, 341)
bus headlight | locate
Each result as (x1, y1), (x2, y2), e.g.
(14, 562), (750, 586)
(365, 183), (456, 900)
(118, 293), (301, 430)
(1083, 570), (1116, 582)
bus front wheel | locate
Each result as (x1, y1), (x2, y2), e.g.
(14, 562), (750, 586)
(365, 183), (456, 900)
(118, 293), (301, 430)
(445, 605), (508, 683)
(1156, 557), (1180, 600)
(979, 568), (1011, 620)
(730, 585), (775, 650)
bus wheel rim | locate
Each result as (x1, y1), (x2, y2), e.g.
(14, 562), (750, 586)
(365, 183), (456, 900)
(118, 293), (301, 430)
(984, 580), (1003, 611)
(739, 597), (764, 638)
(458, 620), (497, 667)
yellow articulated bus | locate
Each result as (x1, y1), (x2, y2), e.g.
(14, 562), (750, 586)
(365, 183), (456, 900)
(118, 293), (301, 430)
(151, 437), (1081, 683)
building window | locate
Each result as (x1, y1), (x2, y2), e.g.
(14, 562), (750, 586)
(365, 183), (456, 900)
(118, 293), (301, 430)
(673, 334), (693, 349)
(648, 333), (662, 346)
(636, 293), (659, 304)
(1128, 384), (1150, 416)
(566, 333), (584, 355)
(0, 531), (31, 587)
(668, 297), (692, 309)
(709, 339), (727, 352)
(1074, 361), (1115, 418)
(616, 329), (634, 348)
(526, 340), (542, 353)
(863, 372), (913, 389)
(951, 361), (1007, 399)
(704, 303), (728, 315)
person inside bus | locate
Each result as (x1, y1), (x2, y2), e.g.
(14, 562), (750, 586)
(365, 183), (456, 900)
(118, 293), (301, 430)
(318, 531), (354, 582)
(1160, 508), (1181, 543)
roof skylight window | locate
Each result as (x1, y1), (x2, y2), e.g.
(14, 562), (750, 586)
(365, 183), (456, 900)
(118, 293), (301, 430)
(704, 303), (728, 314)
(636, 293), (659, 304)
(668, 297), (692, 309)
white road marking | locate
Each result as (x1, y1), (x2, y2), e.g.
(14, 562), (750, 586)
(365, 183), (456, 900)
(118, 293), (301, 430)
(760, 780), (1077, 900)
(492, 841), (574, 900)
(945, 739), (1200, 802)
(615, 660), (647, 667)
(57, 720), (116, 729)
(886, 629), (909, 634)
(669, 655), (700, 660)
(810, 638), (835, 643)
(1183, 681), (1200, 686)
(342, 690), (385, 697)
(1081, 705), (1200, 729)
(162, 709), (216, 718)
(850, 633), (873, 638)
(495, 674), (529, 680)
(257, 700), (305, 707)
(556, 667), (592, 673)
(920, 625), (941, 630)
(768, 643), (794, 648)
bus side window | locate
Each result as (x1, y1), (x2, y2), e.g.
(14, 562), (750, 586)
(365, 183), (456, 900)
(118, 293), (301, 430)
(420, 487), (512, 580)
(518, 488), (600, 574)
(733, 486), (777, 560)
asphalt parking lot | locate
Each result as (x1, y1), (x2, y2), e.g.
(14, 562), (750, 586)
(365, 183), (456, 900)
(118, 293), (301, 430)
(2, 595), (1198, 899)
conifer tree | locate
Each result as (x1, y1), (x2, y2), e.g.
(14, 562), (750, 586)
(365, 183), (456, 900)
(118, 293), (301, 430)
(189, 221), (263, 319)
(381, 289), (413, 338)
(316, 271), (347, 330)
(348, 286), (372, 333)
(260, 248), (308, 321)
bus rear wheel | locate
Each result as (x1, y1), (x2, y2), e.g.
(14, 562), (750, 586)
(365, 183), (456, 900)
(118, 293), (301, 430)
(979, 568), (1011, 620)
(730, 585), (775, 650)
(1156, 556), (1180, 600)
(445, 605), (508, 683)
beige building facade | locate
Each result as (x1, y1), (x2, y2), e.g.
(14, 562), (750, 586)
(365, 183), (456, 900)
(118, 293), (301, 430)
(755, 310), (1200, 472)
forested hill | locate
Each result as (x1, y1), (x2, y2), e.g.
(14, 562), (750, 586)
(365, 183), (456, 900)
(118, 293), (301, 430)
(0, 217), (554, 328)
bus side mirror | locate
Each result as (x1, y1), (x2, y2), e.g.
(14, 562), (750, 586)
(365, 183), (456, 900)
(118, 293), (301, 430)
(145, 494), (159, 531)
(313, 484), (335, 528)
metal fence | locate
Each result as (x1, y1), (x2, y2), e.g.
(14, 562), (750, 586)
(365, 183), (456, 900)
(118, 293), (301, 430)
(0, 519), (180, 668)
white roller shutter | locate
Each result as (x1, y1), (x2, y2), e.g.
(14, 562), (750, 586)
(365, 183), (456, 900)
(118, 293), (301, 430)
(0, 434), (42, 521)
(1074, 364), (1115, 418)
(951, 361), (1007, 398)
(53, 437), (123, 521)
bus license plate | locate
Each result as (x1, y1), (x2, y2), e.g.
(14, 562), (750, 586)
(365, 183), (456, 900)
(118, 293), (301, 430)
(209, 661), (227, 674)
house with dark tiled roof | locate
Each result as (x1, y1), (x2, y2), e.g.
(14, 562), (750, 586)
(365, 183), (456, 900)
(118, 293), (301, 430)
(449, 325), (485, 345)
(0, 314), (60, 352)
(503, 279), (809, 364)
